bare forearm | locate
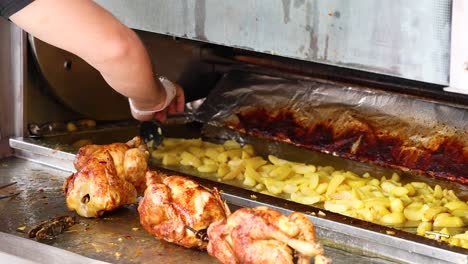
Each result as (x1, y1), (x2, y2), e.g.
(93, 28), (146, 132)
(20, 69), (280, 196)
(10, 0), (165, 108)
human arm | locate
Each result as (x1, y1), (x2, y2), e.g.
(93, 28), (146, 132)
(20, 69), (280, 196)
(9, 0), (184, 121)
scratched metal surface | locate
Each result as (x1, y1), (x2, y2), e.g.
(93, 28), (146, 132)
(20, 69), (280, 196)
(95, 0), (451, 85)
(0, 157), (219, 264)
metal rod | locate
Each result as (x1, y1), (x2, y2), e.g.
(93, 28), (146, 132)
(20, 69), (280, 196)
(0, 182), (17, 190)
(185, 226), (209, 242)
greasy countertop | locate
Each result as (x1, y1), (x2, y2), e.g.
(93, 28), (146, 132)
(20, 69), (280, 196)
(0, 157), (394, 264)
(0, 157), (218, 264)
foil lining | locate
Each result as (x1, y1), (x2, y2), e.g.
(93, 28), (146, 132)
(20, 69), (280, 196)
(195, 71), (468, 184)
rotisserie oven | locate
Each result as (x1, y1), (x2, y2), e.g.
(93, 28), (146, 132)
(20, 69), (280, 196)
(1, 1), (467, 263)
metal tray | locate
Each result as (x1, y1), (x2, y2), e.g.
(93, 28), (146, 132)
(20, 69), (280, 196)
(7, 124), (468, 264)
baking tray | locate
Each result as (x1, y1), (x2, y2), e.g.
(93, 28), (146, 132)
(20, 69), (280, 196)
(8, 123), (468, 264)
(1, 154), (395, 264)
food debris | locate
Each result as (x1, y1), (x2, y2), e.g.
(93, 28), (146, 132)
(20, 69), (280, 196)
(318, 211), (326, 217)
(250, 194), (257, 199)
(132, 227), (140, 231)
(115, 252), (122, 259)
(28, 216), (76, 240)
(16, 226), (27, 232)
(386, 230), (396, 235)
(118, 237), (123, 242)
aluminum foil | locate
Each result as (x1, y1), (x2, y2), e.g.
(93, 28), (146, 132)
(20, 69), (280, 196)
(195, 71), (468, 183)
(196, 71), (468, 132)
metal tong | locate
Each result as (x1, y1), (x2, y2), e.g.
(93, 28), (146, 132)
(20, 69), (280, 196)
(140, 120), (164, 149)
(139, 97), (206, 149)
(0, 182), (19, 200)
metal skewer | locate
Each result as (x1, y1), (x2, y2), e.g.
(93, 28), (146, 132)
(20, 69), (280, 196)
(0, 182), (20, 200)
(0, 182), (17, 189)
(185, 226), (209, 242)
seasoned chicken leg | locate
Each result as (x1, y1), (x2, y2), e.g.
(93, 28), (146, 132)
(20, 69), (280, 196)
(138, 171), (230, 249)
(207, 206), (331, 264)
(64, 137), (149, 217)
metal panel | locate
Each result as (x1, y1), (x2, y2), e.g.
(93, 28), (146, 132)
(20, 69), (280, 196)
(0, 20), (25, 158)
(444, 0), (468, 95)
(96, 0), (451, 85)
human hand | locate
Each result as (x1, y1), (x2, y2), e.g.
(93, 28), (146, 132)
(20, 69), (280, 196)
(129, 78), (185, 121)
(153, 83), (185, 122)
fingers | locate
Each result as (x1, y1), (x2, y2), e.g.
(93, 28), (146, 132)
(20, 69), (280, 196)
(167, 84), (185, 115)
(175, 85), (186, 113)
(153, 111), (167, 122)
(168, 101), (176, 115)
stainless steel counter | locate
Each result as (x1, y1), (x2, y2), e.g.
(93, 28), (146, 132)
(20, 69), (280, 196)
(0, 157), (219, 264)
(0, 157), (402, 264)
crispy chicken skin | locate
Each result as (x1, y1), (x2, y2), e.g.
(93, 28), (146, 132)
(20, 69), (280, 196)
(207, 206), (331, 264)
(64, 137), (149, 217)
(72, 136), (149, 194)
(138, 171), (230, 249)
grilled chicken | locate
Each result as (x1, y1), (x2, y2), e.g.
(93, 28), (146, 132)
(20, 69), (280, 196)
(64, 137), (149, 217)
(138, 171), (230, 249)
(207, 206), (331, 264)
(72, 137), (149, 194)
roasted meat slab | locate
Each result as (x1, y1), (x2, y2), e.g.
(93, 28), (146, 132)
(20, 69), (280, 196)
(138, 171), (230, 249)
(64, 137), (148, 217)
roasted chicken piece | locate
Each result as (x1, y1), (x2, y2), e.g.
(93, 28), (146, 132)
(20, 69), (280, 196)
(72, 136), (149, 194)
(64, 137), (149, 217)
(207, 206), (331, 264)
(138, 171), (230, 249)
